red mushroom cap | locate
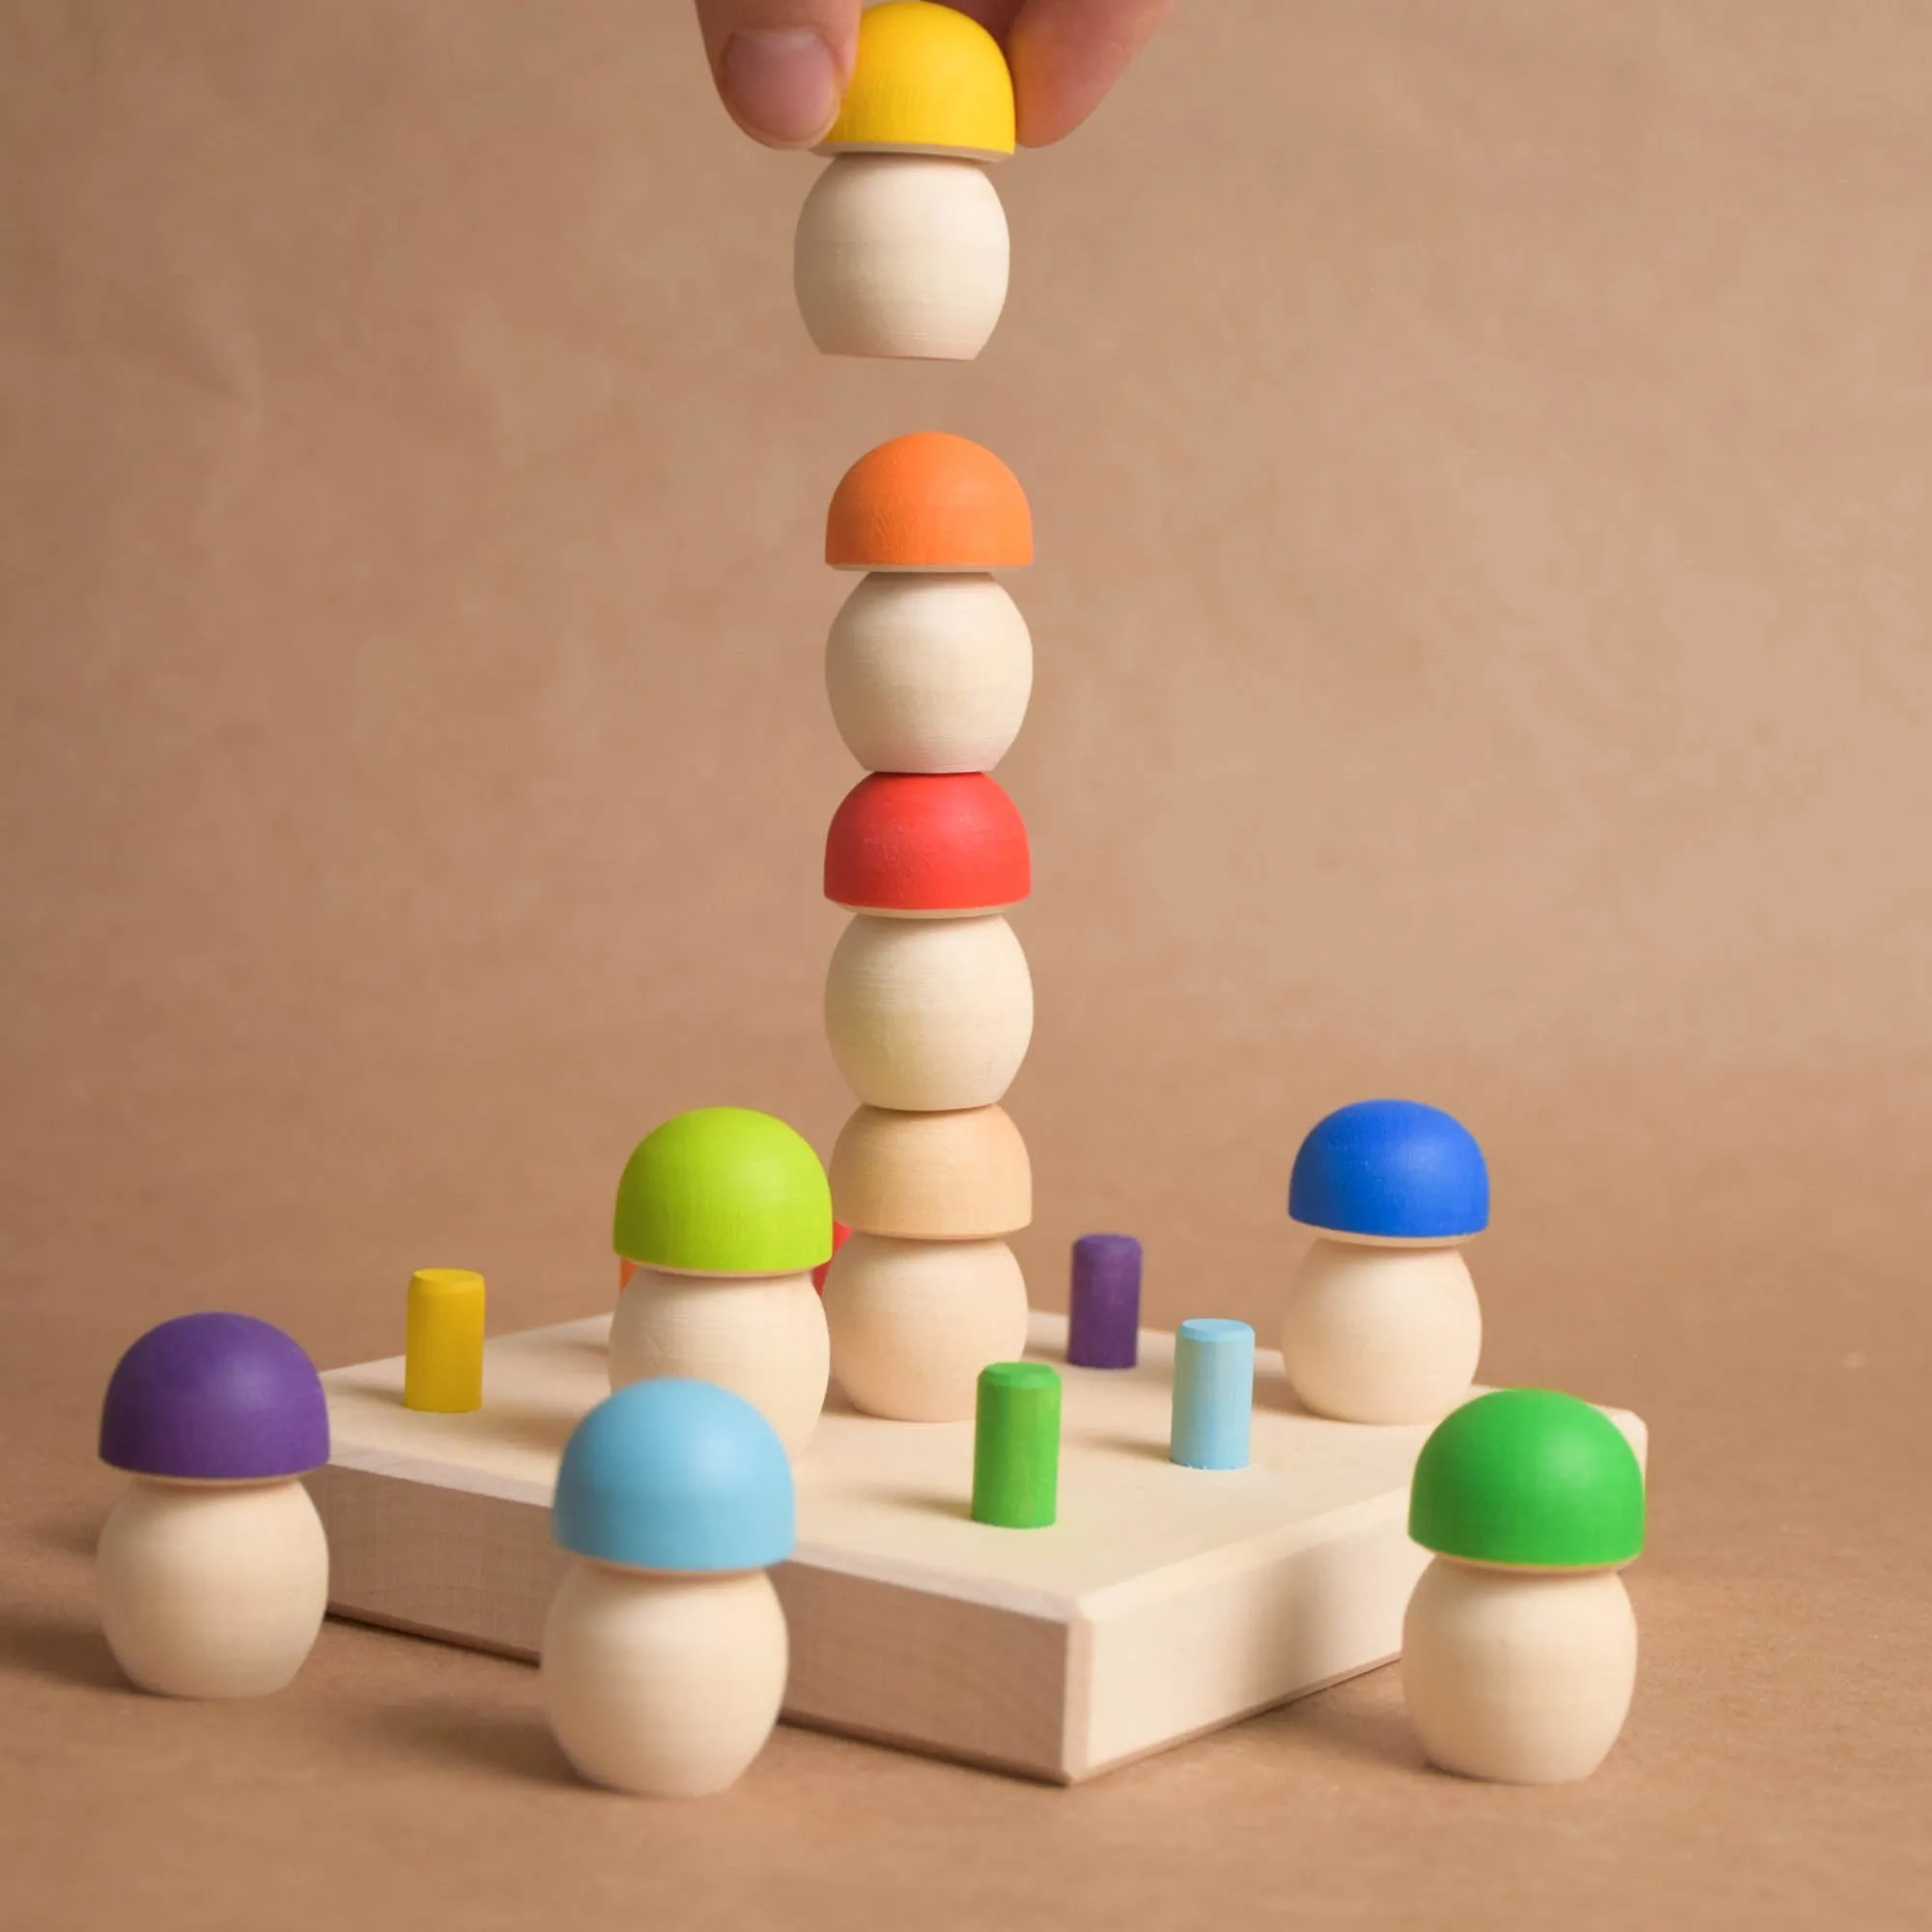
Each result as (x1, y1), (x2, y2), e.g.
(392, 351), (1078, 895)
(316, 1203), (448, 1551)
(824, 773), (1030, 913)
(811, 1221), (852, 1294)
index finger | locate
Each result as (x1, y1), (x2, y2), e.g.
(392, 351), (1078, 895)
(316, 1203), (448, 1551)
(948, 0), (1173, 146)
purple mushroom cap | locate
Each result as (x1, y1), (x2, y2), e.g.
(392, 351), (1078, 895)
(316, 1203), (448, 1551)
(99, 1312), (330, 1480)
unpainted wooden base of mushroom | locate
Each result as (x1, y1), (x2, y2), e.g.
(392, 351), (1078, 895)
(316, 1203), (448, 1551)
(542, 1561), (788, 1796)
(825, 572), (1032, 774)
(795, 155), (1009, 363)
(99, 1476), (329, 1698)
(822, 1232), (1031, 1419)
(823, 912), (1034, 1110)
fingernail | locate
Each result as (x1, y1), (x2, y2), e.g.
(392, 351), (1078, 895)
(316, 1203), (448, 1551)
(720, 29), (841, 147)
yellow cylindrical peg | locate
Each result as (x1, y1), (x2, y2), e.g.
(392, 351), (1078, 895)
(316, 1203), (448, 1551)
(404, 1268), (485, 1412)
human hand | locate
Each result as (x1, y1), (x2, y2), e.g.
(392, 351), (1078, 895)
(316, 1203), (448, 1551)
(695, 0), (1172, 151)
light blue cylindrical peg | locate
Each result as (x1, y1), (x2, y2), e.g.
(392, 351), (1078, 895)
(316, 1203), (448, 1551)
(1170, 1319), (1255, 1470)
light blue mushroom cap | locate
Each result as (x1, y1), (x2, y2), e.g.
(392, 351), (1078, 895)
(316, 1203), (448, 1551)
(1288, 1098), (1490, 1240)
(552, 1379), (795, 1573)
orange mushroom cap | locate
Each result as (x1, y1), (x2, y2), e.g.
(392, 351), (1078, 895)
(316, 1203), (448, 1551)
(825, 432), (1032, 571)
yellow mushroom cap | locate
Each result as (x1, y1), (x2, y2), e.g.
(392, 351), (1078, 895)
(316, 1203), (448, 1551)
(821, 3), (1016, 162)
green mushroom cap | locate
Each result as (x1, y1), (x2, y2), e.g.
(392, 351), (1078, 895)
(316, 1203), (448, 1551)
(612, 1107), (833, 1275)
(1409, 1388), (1645, 1571)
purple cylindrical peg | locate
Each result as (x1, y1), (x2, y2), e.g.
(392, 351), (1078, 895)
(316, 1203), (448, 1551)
(1067, 1234), (1142, 1369)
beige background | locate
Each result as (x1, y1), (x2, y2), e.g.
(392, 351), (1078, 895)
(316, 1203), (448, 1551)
(3, 3), (1928, 1925)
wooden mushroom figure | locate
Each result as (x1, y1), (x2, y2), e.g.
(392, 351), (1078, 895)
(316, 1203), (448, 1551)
(609, 1107), (833, 1459)
(96, 1312), (331, 1698)
(1282, 1099), (1488, 1425)
(822, 430), (1036, 794)
(542, 1378), (794, 1797)
(827, 570), (1032, 776)
(1403, 1389), (1647, 1784)
(795, 2), (1015, 361)
(823, 774), (1035, 1106)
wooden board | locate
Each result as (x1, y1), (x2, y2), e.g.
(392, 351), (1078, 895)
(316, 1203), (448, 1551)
(311, 1313), (1647, 1784)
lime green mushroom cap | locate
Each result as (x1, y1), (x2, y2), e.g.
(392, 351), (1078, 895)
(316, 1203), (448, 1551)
(1408, 1388), (1645, 1570)
(612, 1107), (833, 1274)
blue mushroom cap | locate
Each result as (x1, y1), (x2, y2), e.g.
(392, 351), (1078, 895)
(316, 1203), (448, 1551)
(1288, 1099), (1489, 1240)
(552, 1378), (795, 1573)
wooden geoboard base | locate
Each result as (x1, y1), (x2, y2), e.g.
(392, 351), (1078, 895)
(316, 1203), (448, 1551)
(312, 1312), (1646, 1784)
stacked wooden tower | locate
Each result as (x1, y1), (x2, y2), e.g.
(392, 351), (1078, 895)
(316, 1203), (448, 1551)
(793, 6), (1036, 1420)
(818, 436), (1035, 1419)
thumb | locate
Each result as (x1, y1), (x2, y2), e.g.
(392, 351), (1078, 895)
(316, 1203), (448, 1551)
(695, 0), (862, 148)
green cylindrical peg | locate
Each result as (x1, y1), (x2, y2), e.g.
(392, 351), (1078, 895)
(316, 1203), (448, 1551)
(971, 1361), (1061, 1528)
